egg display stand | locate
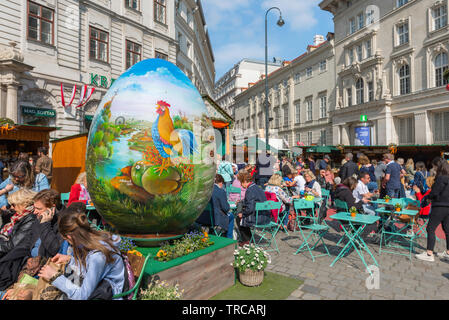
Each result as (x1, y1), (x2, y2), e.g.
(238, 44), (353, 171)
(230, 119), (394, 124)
(120, 233), (184, 247)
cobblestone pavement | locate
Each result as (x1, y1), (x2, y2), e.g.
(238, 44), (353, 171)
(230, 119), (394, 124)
(263, 214), (449, 300)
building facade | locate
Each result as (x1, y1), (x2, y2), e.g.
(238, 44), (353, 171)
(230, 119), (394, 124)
(320, 0), (449, 146)
(233, 35), (336, 149)
(0, 0), (215, 145)
(214, 59), (282, 115)
(175, 0), (215, 96)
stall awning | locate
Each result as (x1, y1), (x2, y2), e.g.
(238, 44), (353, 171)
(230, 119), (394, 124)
(1, 124), (59, 142)
(305, 146), (339, 153)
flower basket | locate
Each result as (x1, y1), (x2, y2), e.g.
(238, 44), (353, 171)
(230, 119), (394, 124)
(239, 269), (264, 287)
(127, 251), (145, 277)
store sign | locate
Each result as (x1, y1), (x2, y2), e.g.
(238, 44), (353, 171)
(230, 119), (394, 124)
(21, 106), (56, 118)
(90, 73), (116, 88)
(360, 115), (368, 122)
(354, 126), (370, 146)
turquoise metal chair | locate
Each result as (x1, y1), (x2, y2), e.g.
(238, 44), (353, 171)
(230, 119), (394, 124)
(335, 199), (349, 213)
(250, 201), (282, 253)
(321, 189), (330, 207)
(112, 254), (151, 300)
(205, 202), (224, 237)
(60, 192), (70, 205)
(227, 186), (242, 201)
(293, 199), (330, 261)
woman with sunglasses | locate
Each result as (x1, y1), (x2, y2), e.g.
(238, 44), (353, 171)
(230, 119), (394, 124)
(0, 161), (49, 211)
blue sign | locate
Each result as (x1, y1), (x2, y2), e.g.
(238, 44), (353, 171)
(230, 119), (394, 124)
(355, 126), (370, 146)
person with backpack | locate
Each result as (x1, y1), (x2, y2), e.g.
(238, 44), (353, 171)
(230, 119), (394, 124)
(37, 206), (126, 300)
(412, 161), (429, 194)
(217, 155), (234, 191)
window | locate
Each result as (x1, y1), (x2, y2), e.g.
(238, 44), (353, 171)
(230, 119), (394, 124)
(306, 100), (313, 121)
(126, 40), (141, 69)
(433, 111), (449, 142)
(397, 0), (409, 8)
(296, 133), (301, 145)
(397, 23), (409, 46)
(295, 102), (300, 124)
(307, 131), (313, 145)
(89, 26), (109, 62)
(306, 67), (313, 78)
(319, 96), (327, 118)
(399, 64), (411, 94)
(125, 0), (139, 10)
(348, 49), (354, 65)
(366, 9), (375, 25)
(356, 45), (363, 62)
(356, 78), (364, 104)
(398, 117), (415, 144)
(432, 4), (447, 31)
(349, 18), (356, 34)
(155, 51), (168, 60)
(294, 73), (301, 83)
(275, 108), (280, 128)
(283, 106), (289, 126)
(154, 0), (167, 24)
(27, 1), (54, 45)
(259, 113), (264, 129)
(347, 88), (353, 107)
(320, 129), (327, 146)
(320, 60), (327, 72)
(357, 12), (365, 30)
(368, 81), (374, 101)
(435, 52), (448, 87)
(365, 40), (372, 58)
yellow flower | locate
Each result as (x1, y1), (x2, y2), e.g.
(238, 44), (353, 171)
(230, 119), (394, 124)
(128, 250), (143, 257)
(157, 250), (166, 258)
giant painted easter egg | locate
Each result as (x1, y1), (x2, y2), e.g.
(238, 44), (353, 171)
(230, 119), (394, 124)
(86, 59), (216, 240)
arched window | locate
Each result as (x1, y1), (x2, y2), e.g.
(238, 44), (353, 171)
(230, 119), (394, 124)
(356, 78), (364, 104)
(435, 52), (448, 87)
(399, 64), (410, 95)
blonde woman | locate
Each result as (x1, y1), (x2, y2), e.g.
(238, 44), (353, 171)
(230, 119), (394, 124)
(405, 158), (415, 183)
(68, 172), (91, 206)
(0, 189), (37, 258)
(303, 170), (322, 198)
(265, 174), (299, 230)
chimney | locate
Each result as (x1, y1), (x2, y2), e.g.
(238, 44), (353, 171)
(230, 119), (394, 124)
(313, 34), (325, 46)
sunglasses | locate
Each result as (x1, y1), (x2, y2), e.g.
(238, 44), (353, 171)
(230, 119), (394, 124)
(12, 174), (25, 179)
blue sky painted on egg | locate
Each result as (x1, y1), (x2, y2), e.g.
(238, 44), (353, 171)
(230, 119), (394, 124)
(201, 0), (334, 81)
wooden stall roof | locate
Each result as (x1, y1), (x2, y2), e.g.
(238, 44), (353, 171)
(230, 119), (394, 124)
(0, 125), (58, 142)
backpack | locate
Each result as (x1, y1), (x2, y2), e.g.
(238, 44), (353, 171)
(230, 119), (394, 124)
(417, 171), (429, 193)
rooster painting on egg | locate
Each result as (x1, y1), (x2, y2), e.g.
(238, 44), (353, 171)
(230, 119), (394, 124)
(85, 59), (216, 239)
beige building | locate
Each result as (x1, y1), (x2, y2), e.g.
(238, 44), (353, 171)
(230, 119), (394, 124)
(175, 0), (215, 96)
(233, 34), (336, 148)
(320, 0), (449, 146)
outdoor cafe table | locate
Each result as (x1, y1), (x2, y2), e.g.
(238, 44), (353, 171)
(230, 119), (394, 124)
(330, 212), (380, 274)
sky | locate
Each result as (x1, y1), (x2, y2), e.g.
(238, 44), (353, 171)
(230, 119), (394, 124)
(201, 0), (334, 82)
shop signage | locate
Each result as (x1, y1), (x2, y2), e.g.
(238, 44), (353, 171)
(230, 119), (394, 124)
(90, 73), (116, 88)
(360, 115), (368, 122)
(21, 106), (56, 118)
(354, 126), (371, 146)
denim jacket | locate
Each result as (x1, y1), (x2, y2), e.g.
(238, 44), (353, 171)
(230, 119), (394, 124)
(0, 173), (49, 207)
(51, 236), (125, 300)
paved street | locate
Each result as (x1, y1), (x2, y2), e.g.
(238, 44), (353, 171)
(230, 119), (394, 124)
(264, 209), (449, 300)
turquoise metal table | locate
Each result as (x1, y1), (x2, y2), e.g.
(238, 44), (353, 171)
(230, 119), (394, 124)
(330, 212), (380, 273)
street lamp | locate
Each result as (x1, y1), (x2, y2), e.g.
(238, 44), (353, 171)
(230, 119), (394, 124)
(265, 7), (284, 153)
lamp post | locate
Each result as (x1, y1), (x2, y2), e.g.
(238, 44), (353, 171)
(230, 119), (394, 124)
(265, 7), (284, 153)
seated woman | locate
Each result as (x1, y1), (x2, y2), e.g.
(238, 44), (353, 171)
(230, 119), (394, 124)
(0, 189), (37, 258)
(228, 170), (247, 203)
(265, 174), (299, 230)
(303, 170), (322, 198)
(68, 172), (90, 206)
(37, 206), (125, 300)
(237, 171), (270, 246)
(30, 189), (68, 259)
(0, 161), (49, 211)
(335, 177), (367, 212)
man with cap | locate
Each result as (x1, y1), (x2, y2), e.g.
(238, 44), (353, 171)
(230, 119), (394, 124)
(318, 155), (331, 171)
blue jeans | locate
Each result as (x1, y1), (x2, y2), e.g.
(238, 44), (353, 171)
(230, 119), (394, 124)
(363, 204), (377, 216)
(226, 212), (234, 239)
(386, 188), (400, 198)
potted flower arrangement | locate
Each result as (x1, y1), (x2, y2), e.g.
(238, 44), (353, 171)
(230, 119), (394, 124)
(349, 206), (358, 218)
(119, 237), (145, 277)
(394, 203), (402, 212)
(155, 231), (214, 262)
(384, 195), (391, 203)
(232, 244), (271, 287)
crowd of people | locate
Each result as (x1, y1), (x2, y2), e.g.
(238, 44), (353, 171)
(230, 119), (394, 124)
(0, 149), (128, 300)
(202, 152), (449, 264)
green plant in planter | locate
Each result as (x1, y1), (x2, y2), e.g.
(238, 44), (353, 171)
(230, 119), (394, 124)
(155, 231), (214, 262)
(232, 244), (271, 273)
(394, 203), (402, 212)
(139, 280), (184, 300)
(349, 206), (358, 213)
(384, 195), (391, 202)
